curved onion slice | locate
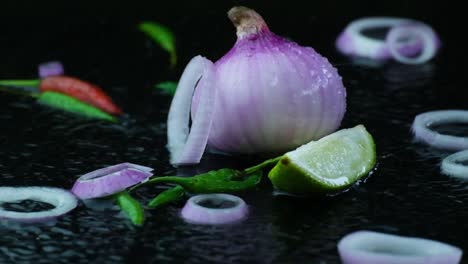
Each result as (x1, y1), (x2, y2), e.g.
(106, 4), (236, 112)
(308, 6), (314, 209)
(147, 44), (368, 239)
(180, 193), (248, 224)
(167, 55), (216, 165)
(412, 110), (468, 150)
(336, 17), (421, 60)
(387, 24), (438, 64)
(71, 163), (153, 199)
(441, 149), (468, 179)
(38, 61), (64, 78)
(0, 187), (77, 223)
(338, 231), (462, 264)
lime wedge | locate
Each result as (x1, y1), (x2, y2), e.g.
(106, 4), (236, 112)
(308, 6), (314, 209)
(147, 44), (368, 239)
(268, 125), (376, 195)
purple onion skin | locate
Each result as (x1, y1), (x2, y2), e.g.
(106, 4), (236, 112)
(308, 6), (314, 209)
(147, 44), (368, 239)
(192, 7), (346, 154)
(71, 167), (152, 199)
(38, 61), (64, 78)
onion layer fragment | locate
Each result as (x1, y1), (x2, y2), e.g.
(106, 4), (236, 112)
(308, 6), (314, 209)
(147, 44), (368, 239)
(71, 163), (153, 199)
(38, 61), (64, 78)
(387, 24), (438, 64)
(167, 55), (216, 165)
(338, 231), (462, 264)
(441, 149), (468, 179)
(180, 193), (248, 224)
(412, 110), (468, 150)
(0, 187), (78, 223)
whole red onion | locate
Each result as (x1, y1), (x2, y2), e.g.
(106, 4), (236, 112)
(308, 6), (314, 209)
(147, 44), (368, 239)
(192, 6), (346, 154)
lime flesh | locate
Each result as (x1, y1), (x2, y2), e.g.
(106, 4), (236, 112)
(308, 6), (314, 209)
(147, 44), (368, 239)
(268, 125), (376, 195)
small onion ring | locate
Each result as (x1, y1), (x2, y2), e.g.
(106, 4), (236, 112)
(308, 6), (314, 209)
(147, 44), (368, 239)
(387, 24), (438, 64)
(180, 193), (248, 224)
(412, 110), (468, 150)
(338, 231), (463, 264)
(0, 187), (78, 223)
(71, 163), (153, 199)
(167, 55), (216, 165)
(336, 17), (421, 60)
(38, 61), (64, 78)
(441, 149), (468, 179)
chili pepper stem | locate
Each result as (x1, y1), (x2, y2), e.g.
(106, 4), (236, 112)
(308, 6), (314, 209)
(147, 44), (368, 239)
(129, 176), (178, 192)
(244, 156), (282, 174)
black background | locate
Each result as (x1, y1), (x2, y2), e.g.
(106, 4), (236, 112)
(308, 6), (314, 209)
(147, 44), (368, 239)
(1, 0), (467, 263)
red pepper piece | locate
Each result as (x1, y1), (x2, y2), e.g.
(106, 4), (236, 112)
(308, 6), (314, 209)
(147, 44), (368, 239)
(39, 76), (123, 115)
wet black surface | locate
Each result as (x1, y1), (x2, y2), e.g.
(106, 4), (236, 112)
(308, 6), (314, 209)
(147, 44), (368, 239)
(0, 1), (467, 263)
(2, 200), (55, 213)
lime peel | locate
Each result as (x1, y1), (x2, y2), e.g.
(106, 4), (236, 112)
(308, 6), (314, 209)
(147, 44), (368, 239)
(268, 125), (376, 195)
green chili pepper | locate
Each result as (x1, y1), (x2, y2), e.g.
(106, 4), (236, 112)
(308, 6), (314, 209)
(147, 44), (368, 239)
(139, 22), (177, 67)
(148, 185), (185, 209)
(38, 91), (117, 122)
(0, 79), (41, 87)
(115, 191), (145, 225)
(154, 81), (178, 95)
(138, 169), (262, 193)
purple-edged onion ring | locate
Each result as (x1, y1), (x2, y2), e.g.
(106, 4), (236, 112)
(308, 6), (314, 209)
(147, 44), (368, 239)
(71, 163), (153, 199)
(167, 55), (216, 165)
(441, 149), (468, 179)
(336, 17), (419, 59)
(387, 24), (438, 64)
(336, 17), (440, 62)
(338, 231), (462, 264)
(181, 193), (248, 225)
(412, 110), (468, 150)
(38, 61), (64, 78)
(0, 187), (78, 223)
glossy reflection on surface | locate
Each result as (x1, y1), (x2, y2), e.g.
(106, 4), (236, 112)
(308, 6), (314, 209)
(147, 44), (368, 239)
(0, 1), (465, 263)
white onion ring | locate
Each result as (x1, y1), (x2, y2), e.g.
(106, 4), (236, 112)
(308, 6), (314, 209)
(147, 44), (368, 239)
(412, 110), (468, 150)
(387, 24), (438, 64)
(167, 55), (216, 165)
(336, 17), (421, 60)
(441, 149), (468, 179)
(0, 187), (78, 223)
(338, 231), (462, 264)
(180, 193), (248, 224)
(71, 163), (153, 199)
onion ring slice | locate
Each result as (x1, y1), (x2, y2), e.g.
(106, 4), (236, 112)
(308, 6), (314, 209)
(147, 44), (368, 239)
(387, 24), (438, 64)
(71, 163), (153, 199)
(336, 17), (421, 60)
(0, 187), (78, 223)
(441, 149), (468, 179)
(412, 110), (468, 150)
(338, 231), (462, 264)
(181, 193), (248, 224)
(167, 55), (216, 165)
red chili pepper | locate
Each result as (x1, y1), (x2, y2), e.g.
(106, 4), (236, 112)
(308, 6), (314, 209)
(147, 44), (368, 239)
(39, 76), (123, 115)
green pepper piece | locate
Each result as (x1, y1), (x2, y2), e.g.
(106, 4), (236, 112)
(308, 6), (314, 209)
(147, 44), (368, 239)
(139, 22), (177, 67)
(154, 81), (177, 95)
(115, 191), (145, 225)
(0, 79), (41, 87)
(38, 91), (117, 122)
(141, 169), (262, 193)
(148, 185), (185, 209)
